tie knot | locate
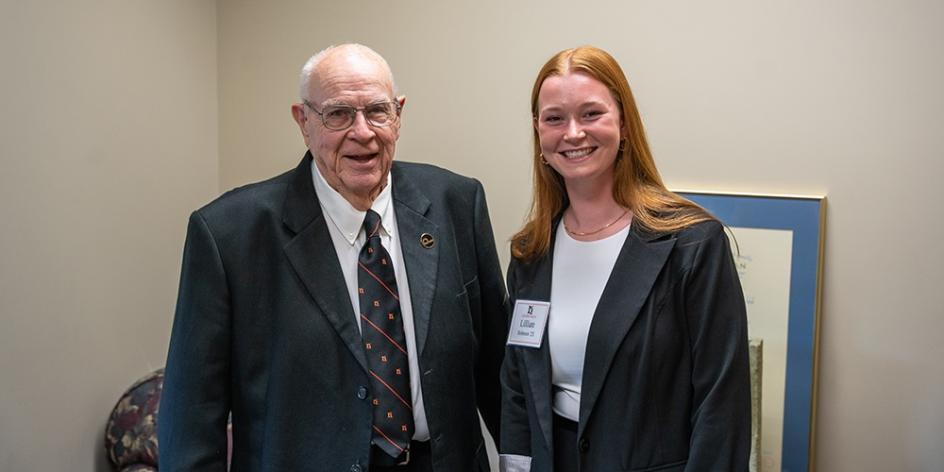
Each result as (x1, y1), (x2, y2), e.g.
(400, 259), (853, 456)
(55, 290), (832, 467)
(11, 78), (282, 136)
(362, 209), (382, 239)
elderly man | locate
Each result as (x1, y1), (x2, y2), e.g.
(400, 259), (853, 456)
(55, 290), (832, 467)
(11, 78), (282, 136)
(159, 44), (506, 472)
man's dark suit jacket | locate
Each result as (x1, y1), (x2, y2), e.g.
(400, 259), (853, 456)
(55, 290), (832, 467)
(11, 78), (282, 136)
(501, 219), (751, 471)
(159, 154), (507, 471)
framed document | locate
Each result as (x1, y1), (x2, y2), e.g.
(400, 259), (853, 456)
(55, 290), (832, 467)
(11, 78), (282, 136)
(678, 191), (826, 472)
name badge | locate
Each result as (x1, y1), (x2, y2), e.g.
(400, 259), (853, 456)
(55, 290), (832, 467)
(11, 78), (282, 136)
(506, 300), (550, 348)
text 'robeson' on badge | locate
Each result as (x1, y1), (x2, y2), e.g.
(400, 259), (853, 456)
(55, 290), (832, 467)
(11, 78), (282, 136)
(506, 300), (551, 348)
(419, 233), (435, 248)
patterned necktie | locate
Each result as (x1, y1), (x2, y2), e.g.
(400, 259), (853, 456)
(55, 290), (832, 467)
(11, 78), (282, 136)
(358, 209), (414, 459)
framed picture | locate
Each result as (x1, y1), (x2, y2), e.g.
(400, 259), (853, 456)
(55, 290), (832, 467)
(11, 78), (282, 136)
(677, 191), (826, 472)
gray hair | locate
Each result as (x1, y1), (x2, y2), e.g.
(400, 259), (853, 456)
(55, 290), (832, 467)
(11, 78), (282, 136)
(298, 43), (397, 101)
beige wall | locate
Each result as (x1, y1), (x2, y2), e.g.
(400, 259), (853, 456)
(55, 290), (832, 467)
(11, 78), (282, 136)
(0, 0), (218, 470)
(2, 0), (942, 470)
(218, 0), (944, 471)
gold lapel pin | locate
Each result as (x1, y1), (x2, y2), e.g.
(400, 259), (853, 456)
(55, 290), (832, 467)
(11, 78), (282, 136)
(419, 233), (435, 249)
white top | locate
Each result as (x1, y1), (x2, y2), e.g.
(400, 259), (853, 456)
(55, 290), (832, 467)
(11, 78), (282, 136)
(548, 222), (630, 421)
(311, 161), (430, 441)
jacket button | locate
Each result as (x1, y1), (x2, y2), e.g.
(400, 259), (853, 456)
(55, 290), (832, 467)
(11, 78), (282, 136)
(356, 386), (368, 400)
(578, 438), (589, 452)
(350, 464), (362, 472)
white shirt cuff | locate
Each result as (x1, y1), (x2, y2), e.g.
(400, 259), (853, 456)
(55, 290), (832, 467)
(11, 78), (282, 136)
(499, 454), (532, 472)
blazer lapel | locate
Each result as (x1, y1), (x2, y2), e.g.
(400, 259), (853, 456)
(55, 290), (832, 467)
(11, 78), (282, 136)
(577, 224), (676, 434)
(513, 225), (558, 454)
(282, 153), (368, 373)
(390, 164), (438, 355)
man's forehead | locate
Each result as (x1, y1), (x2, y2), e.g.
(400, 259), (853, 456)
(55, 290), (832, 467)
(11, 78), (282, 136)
(311, 50), (394, 102)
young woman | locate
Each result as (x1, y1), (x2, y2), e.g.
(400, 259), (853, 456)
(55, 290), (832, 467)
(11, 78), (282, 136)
(500, 46), (751, 472)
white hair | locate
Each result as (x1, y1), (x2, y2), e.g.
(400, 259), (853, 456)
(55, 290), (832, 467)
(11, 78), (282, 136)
(298, 43), (397, 101)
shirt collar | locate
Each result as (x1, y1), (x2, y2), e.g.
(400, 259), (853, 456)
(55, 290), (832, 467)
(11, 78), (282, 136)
(311, 159), (394, 245)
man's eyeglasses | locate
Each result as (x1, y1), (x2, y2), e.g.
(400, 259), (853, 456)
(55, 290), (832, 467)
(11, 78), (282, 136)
(304, 99), (401, 131)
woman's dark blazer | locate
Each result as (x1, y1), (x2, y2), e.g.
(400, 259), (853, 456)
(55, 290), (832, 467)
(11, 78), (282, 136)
(501, 219), (751, 472)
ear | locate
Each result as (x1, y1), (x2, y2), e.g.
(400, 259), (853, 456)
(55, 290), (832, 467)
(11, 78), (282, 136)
(389, 96), (406, 140)
(291, 103), (308, 136)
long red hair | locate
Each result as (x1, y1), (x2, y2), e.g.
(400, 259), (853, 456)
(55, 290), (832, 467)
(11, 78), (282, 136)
(511, 46), (713, 261)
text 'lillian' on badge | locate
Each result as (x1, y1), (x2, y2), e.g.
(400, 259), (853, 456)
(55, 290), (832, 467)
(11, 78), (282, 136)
(506, 300), (550, 348)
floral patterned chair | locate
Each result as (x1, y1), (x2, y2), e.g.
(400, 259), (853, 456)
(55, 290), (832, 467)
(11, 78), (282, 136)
(105, 369), (163, 471)
(105, 368), (232, 471)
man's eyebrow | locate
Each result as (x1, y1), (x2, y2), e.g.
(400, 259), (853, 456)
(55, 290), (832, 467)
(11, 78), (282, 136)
(321, 99), (352, 107)
(321, 97), (392, 107)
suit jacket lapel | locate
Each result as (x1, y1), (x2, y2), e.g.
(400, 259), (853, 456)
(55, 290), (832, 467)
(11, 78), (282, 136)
(282, 153), (368, 373)
(390, 164), (438, 355)
(577, 223), (676, 434)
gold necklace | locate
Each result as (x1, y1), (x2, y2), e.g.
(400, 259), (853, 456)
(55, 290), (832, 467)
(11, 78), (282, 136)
(563, 209), (630, 237)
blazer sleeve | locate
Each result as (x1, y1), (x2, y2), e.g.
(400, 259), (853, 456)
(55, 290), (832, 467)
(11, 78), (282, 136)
(470, 180), (509, 444)
(499, 261), (532, 458)
(683, 223), (752, 471)
(158, 211), (231, 471)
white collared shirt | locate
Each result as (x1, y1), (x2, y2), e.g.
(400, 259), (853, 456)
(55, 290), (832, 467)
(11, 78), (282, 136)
(311, 160), (430, 441)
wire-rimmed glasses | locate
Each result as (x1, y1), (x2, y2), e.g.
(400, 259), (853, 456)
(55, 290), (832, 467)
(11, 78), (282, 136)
(303, 99), (401, 130)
